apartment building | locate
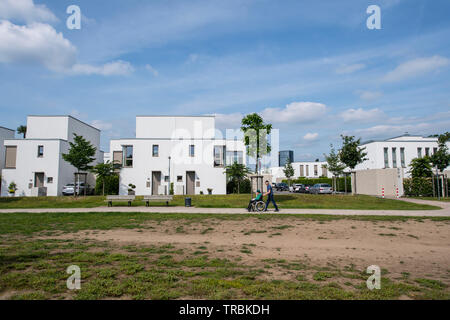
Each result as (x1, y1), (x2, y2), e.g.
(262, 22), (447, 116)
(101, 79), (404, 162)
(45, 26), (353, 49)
(1, 116), (103, 196)
(354, 134), (449, 177)
(269, 161), (333, 183)
(109, 116), (246, 195)
(0, 126), (15, 172)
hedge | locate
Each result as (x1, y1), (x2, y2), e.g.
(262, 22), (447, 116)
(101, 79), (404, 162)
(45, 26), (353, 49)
(227, 179), (251, 194)
(95, 175), (119, 195)
(403, 177), (449, 197)
(282, 177), (352, 192)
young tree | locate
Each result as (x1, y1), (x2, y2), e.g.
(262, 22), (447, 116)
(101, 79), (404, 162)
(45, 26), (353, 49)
(324, 144), (346, 192)
(338, 135), (368, 170)
(409, 157), (432, 178)
(91, 161), (115, 196)
(283, 158), (295, 186)
(17, 125), (27, 138)
(62, 134), (97, 196)
(241, 113), (272, 174)
(430, 132), (450, 173)
(224, 162), (251, 194)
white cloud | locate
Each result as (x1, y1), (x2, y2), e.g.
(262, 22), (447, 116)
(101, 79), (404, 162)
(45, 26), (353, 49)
(71, 61), (134, 76)
(303, 133), (319, 141)
(0, 20), (134, 76)
(213, 112), (243, 129)
(91, 120), (113, 131)
(335, 63), (365, 74)
(145, 64), (159, 76)
(0, 20), (76, 71)
(0, 0), (57, 23)
(261, 102), (327, 123)
(384, 55), (450, 82)
(358, 90), (383, 101)
(340, 108), (384, 122)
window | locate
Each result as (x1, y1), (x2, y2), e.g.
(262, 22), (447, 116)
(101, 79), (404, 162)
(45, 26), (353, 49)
(164, 176), (169, 182)
(123, 146), (133, 167)
(152, 145), (159, 157)
(189, 145), (195, 157)
(314, 165), (318, 176)
(214, 146), (226, 167)
(417, 147), (422, 158)
(299, 165), (304, 177)
(321, 165), (328, 177)
(177, 176), (183, 182)
(384, 148), (389, 168)
(433, 147), (438, 154)
(226, 151), (243, 165)
(113, 151), (123, 168)
(400, 148), (406, 168)
(425, 148), (430, 157)
(305, 165), (309, 176)
(37, 145), (44, 158)
(392, 148), (397, 168)
(47, 177), (53, 184)
(5, 146), (17, 169)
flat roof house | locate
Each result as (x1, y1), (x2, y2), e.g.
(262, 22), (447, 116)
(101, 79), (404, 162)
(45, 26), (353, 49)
(354, 134), (450, 177)
(1, 116), (103, 197)
(109, 116), (246, 195)
(269, 161), (333, 183)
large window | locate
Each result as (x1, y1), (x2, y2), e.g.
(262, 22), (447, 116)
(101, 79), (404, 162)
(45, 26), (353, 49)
(417, 147), (422, 158)
(314, 165), (318, 176)
(384, 148), (389, 168)
(214, 146), (226, 167)
(400, 148), (406, 168)
(305, 165), (309, 176)
(189, 145), (195, 157)
(425, 148), (430, 157)
(392, 148), (397, 168)
(299, 165), (304, 177)
(226, 151), (243, 165)
(123, 146), (133, 167)
(5, 146), (17, 169)
(37, 145), (44, 158)
(152, 145), (159, 157)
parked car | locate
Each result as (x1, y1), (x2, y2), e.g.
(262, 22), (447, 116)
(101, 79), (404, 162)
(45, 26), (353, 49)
(275, 183), (289, 191)
(304, 184), (313, 193)
(292, 184), (307, 193)
(62, 183), (93, 196)
(309, 183), (333, 194)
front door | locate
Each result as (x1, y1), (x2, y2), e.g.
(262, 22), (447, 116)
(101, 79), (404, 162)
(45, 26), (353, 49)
(152, 171), (161, 195)
(186, 171), (195, 195)
(34, 172), (45, 188)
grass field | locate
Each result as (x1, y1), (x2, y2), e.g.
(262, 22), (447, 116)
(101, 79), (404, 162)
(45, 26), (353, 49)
(0, 212), (449, 300)
(0, 194), (440, 210)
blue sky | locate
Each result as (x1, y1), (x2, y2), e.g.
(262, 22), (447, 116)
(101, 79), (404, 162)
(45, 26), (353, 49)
(1, 0), (449, 160)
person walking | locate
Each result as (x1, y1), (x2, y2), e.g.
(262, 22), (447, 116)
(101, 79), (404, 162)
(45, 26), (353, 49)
(263, 180), (279, 212)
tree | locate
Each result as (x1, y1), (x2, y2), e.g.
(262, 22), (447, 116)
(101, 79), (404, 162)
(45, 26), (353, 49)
(17, 125), (27, 138)
(62, 134), (97, 196)
(283, 158), (295, 186)
(224, 162), (251, 194)
(324, 144), (346, 192)
(409, 157), (432, 178)
(91, 161), (115, 195)
(241, 113), (272, 174)
(430, 132), (450, 173)
(338, 135), (368, 170)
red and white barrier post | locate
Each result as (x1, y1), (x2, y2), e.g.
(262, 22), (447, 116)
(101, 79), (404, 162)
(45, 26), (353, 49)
(381, 187), (385, 199)
(396, 187), (399, 199)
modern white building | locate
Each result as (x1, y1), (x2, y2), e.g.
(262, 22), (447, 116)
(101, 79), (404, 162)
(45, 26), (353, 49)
(355, 134), (450, 177)
(269, 161), (333, 183)
(1, 116), (103, 197)
(109, 116), (246, 195)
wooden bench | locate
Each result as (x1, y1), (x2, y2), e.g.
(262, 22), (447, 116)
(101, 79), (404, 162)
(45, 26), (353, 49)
(106, 195), (136, 207)
(143, 195), (173, 207)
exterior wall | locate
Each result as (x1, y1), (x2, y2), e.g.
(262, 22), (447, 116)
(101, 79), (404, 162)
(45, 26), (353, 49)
(0, 126), (15, 171)
(352, 168), (404, 197)
(269, 161), (333, 182)
(1, 116), (102, 197)
(355, 136), (450, 177)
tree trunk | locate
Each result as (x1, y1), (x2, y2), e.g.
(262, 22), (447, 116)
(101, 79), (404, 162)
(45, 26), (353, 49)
(102, 180), (105, 196)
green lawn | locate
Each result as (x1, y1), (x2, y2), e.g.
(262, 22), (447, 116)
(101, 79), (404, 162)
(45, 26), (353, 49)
(409, 197), (450, 202)
(0, 212), (448, 300)
(0, 194), (440, 210)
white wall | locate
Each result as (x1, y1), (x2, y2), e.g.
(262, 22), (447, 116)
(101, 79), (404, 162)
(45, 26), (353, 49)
(269, 161), (333, 182)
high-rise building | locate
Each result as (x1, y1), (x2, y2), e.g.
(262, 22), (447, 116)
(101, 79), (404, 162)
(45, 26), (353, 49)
(279, 150), (294, 167)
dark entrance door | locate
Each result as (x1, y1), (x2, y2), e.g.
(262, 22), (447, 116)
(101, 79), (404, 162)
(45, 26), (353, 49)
(34, 172), (45, 188)
(186, 171), (195, 195)
(152, 171), (161, 195)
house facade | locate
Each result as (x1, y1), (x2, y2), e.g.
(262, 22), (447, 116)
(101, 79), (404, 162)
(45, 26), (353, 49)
(109, 116), (246, 195)
(1, 116), (103, 197)
(269, 161), (333, 183)
(0, 126), (15, 173)
(355, 134), (450, 177)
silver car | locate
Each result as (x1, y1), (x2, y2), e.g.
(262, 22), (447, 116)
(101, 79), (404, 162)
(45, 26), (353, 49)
(62, 183), (89, 196)
(309, 183), (333, 194)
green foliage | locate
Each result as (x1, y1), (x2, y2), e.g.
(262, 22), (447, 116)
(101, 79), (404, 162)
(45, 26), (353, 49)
(91, 161), (115, 195)
(403, 177), (449, 197)
(409, 157), (432, 178)
(241, 113), (272, 173)
(62, 134), (97, 172)
(338, 135), (367, 170)
(17, 125), (27, 138)
(283, 159), (295, 184)
(8, 181), (17, 193)
(283, 177), (352, 192)
(95, 175), (119, 195)
(324, 144), (346, 176)
(430, 132), (450, 172)
(227, 179), (251, 194)
(224, 162), (251, 194)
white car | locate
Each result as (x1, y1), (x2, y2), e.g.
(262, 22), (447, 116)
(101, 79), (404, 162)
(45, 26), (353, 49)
(62, 183), (90, 196)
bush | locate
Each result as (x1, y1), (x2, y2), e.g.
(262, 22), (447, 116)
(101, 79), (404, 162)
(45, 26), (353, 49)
(227, 179), (251, 194)
(95, 175), (119, 195)
(282, 177), (352, 192)
(404, 177), (449, 197)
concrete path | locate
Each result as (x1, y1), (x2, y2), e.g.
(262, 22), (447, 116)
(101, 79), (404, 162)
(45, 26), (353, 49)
(0, 198), (449, 217)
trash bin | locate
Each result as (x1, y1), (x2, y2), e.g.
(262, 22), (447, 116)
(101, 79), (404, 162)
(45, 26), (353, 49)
(185, 197), (192, 207)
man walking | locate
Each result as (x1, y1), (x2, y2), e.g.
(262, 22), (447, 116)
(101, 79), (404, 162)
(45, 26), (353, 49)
(263, 180), (279, 212)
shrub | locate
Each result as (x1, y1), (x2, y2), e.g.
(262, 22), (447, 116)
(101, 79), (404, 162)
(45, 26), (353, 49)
(95, 175), (119, 195)
(227, 178), (251, 194)
(404, 177), (449, 197)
